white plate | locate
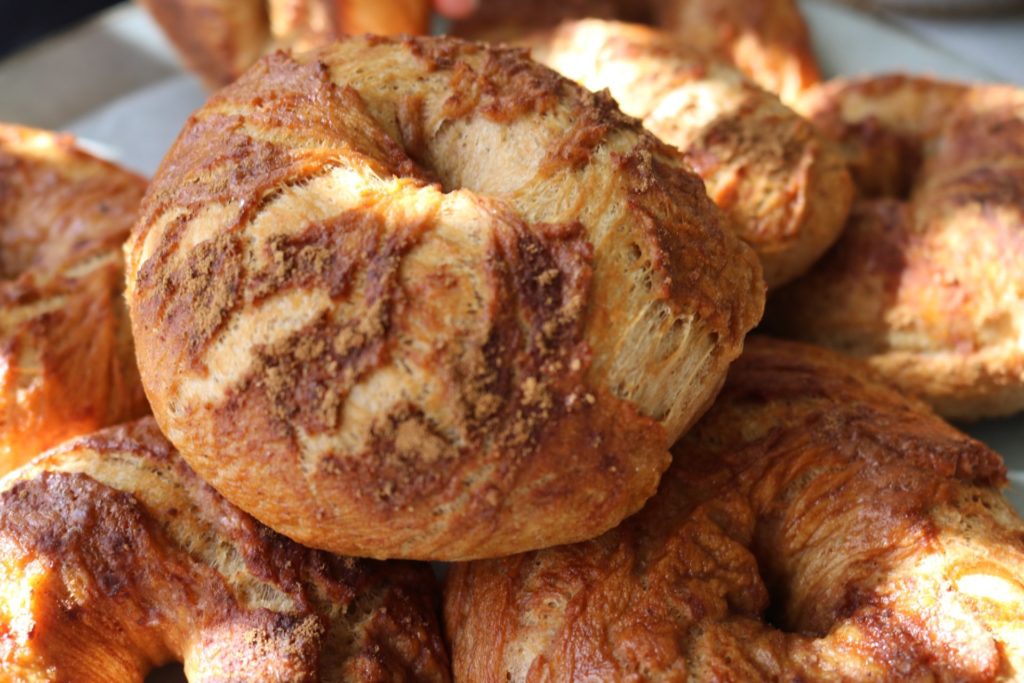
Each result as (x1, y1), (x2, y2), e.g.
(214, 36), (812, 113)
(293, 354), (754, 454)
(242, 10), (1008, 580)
(66, 2), (1024, 495)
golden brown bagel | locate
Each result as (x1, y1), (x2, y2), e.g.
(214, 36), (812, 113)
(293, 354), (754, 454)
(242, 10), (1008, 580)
(0, 124), (149, 476)
(0, 419), (450, 681)
(139, 0), (432, 87)
(771, 76), (1024, 419)
(125, 37), (764, 560)
(451, 0), (622, 44)
(650, 0), (821, 104)
(446, 337), (1024, 682)
(138, 0), (270, 87)
(454, 0), (821, 104)
(269, 0), (431, 53)
(525, 19), (852, 288)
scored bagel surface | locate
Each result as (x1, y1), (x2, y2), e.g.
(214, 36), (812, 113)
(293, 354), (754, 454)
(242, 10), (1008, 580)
(126, 36), (764, 560)
(0, 419), (450, 682)
(0, 123), (150, 476)
(446, 337), (1024, 681)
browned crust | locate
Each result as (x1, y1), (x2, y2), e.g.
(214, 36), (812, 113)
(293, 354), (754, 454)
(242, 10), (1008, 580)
(651, 0), (821, 104)
(0, 419), (450, 682)
(139, 0), (270, 87)
(525, 19), (852, 288)
(773, 76), (1024, 419)
(446, 337), (1024, 682)
(454, 0), (821, 104)
(269, 0), (431, 54)
(0, 123), (150, 476)
(126, 36), (762, 560)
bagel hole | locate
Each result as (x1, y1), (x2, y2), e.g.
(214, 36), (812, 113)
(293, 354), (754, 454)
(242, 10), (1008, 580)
(146, 664), (186, 682)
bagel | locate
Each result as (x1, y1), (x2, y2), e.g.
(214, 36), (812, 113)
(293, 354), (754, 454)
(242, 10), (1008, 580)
(140, 0), (431, 87)
(138, 0), (270, 87)
(269, 0), (431, 53)
(0, 419), (450, 681)
(0, 124), (149, 476)
(649, 0), (821, 105)
(446, 336), (1024, 681)
(770, 76), (1024, 419)
(125, 36), (764, 560)
(454, 0), (821, 104)
(524, 19), (853, 287)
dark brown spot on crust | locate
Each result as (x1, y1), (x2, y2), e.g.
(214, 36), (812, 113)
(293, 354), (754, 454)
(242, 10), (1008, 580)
(434, 44), (564, 122)
(138, 232), (245, 368)
(543, 89), (624, 172)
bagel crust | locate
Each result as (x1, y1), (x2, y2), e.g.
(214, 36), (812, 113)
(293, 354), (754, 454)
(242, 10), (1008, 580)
(126, 37), (763, 560)
(137, 0), (270, 87)
(0, 419), (450, 682)
(268, 0), (431, 54)
(651, 0), (820, 104)
(0, 124), (150, 476)
(453, 0), (821, 105)
(774, 76), (1024, 419)
(446, 337), (1024, 682)
(526, 19), (853, 288)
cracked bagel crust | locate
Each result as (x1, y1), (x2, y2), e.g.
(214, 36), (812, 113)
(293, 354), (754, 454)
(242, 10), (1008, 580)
(772, 76), (1024, 420)
(446, 337), (1024, 682)
(125, 36), (764, 561)
(0, 123), (149, 476)
(0, 419), (450, 682)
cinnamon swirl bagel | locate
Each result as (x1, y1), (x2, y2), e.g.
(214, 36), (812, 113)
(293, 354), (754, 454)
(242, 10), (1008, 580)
(138, 0), (270, 87)
(0, 124), (149, 476)
(140, 0), (432, 87)
(446, 337), (1024, 681)
(0, 419), (450, 682)
(771, 76), (1024, 419)
(268, 0), (431, 54)
(649, 0), (821, 105)
(455, 0), (821, 104)
(125, 37), (764, 560)
(525, 19), (852, 288)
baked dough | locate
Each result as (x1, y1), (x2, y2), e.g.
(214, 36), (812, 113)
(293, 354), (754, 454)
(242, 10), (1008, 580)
(455, 0), (821, 104)
(525, 19), (852, 287)
(139, 0), (432, 87)
(771, 76), (1024, 419)
(650, 0), (821, 104)
(447, 337), (1024, 681)
(138, 0), (270, 87)
(125, 37), (764, 560)
(0, 419), (450, 681)
(269, 0), (431, 53)
(0, 123), (149, 475)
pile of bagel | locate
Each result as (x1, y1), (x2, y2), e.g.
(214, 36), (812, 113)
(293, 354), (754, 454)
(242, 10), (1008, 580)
(1, 0), (1023, 680)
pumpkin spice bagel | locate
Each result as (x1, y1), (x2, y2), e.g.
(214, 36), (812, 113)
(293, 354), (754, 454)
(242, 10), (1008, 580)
(524, 19), (853, 288)
(772, 76), (1024, 419)
(125, 37), (764, 560)
(0, 419), (450, 682)
(0, 123), (149, 476)
(447, 337), (1024, 682)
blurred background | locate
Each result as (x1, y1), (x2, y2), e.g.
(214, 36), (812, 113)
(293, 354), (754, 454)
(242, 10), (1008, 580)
(0, 0), (119, 57)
